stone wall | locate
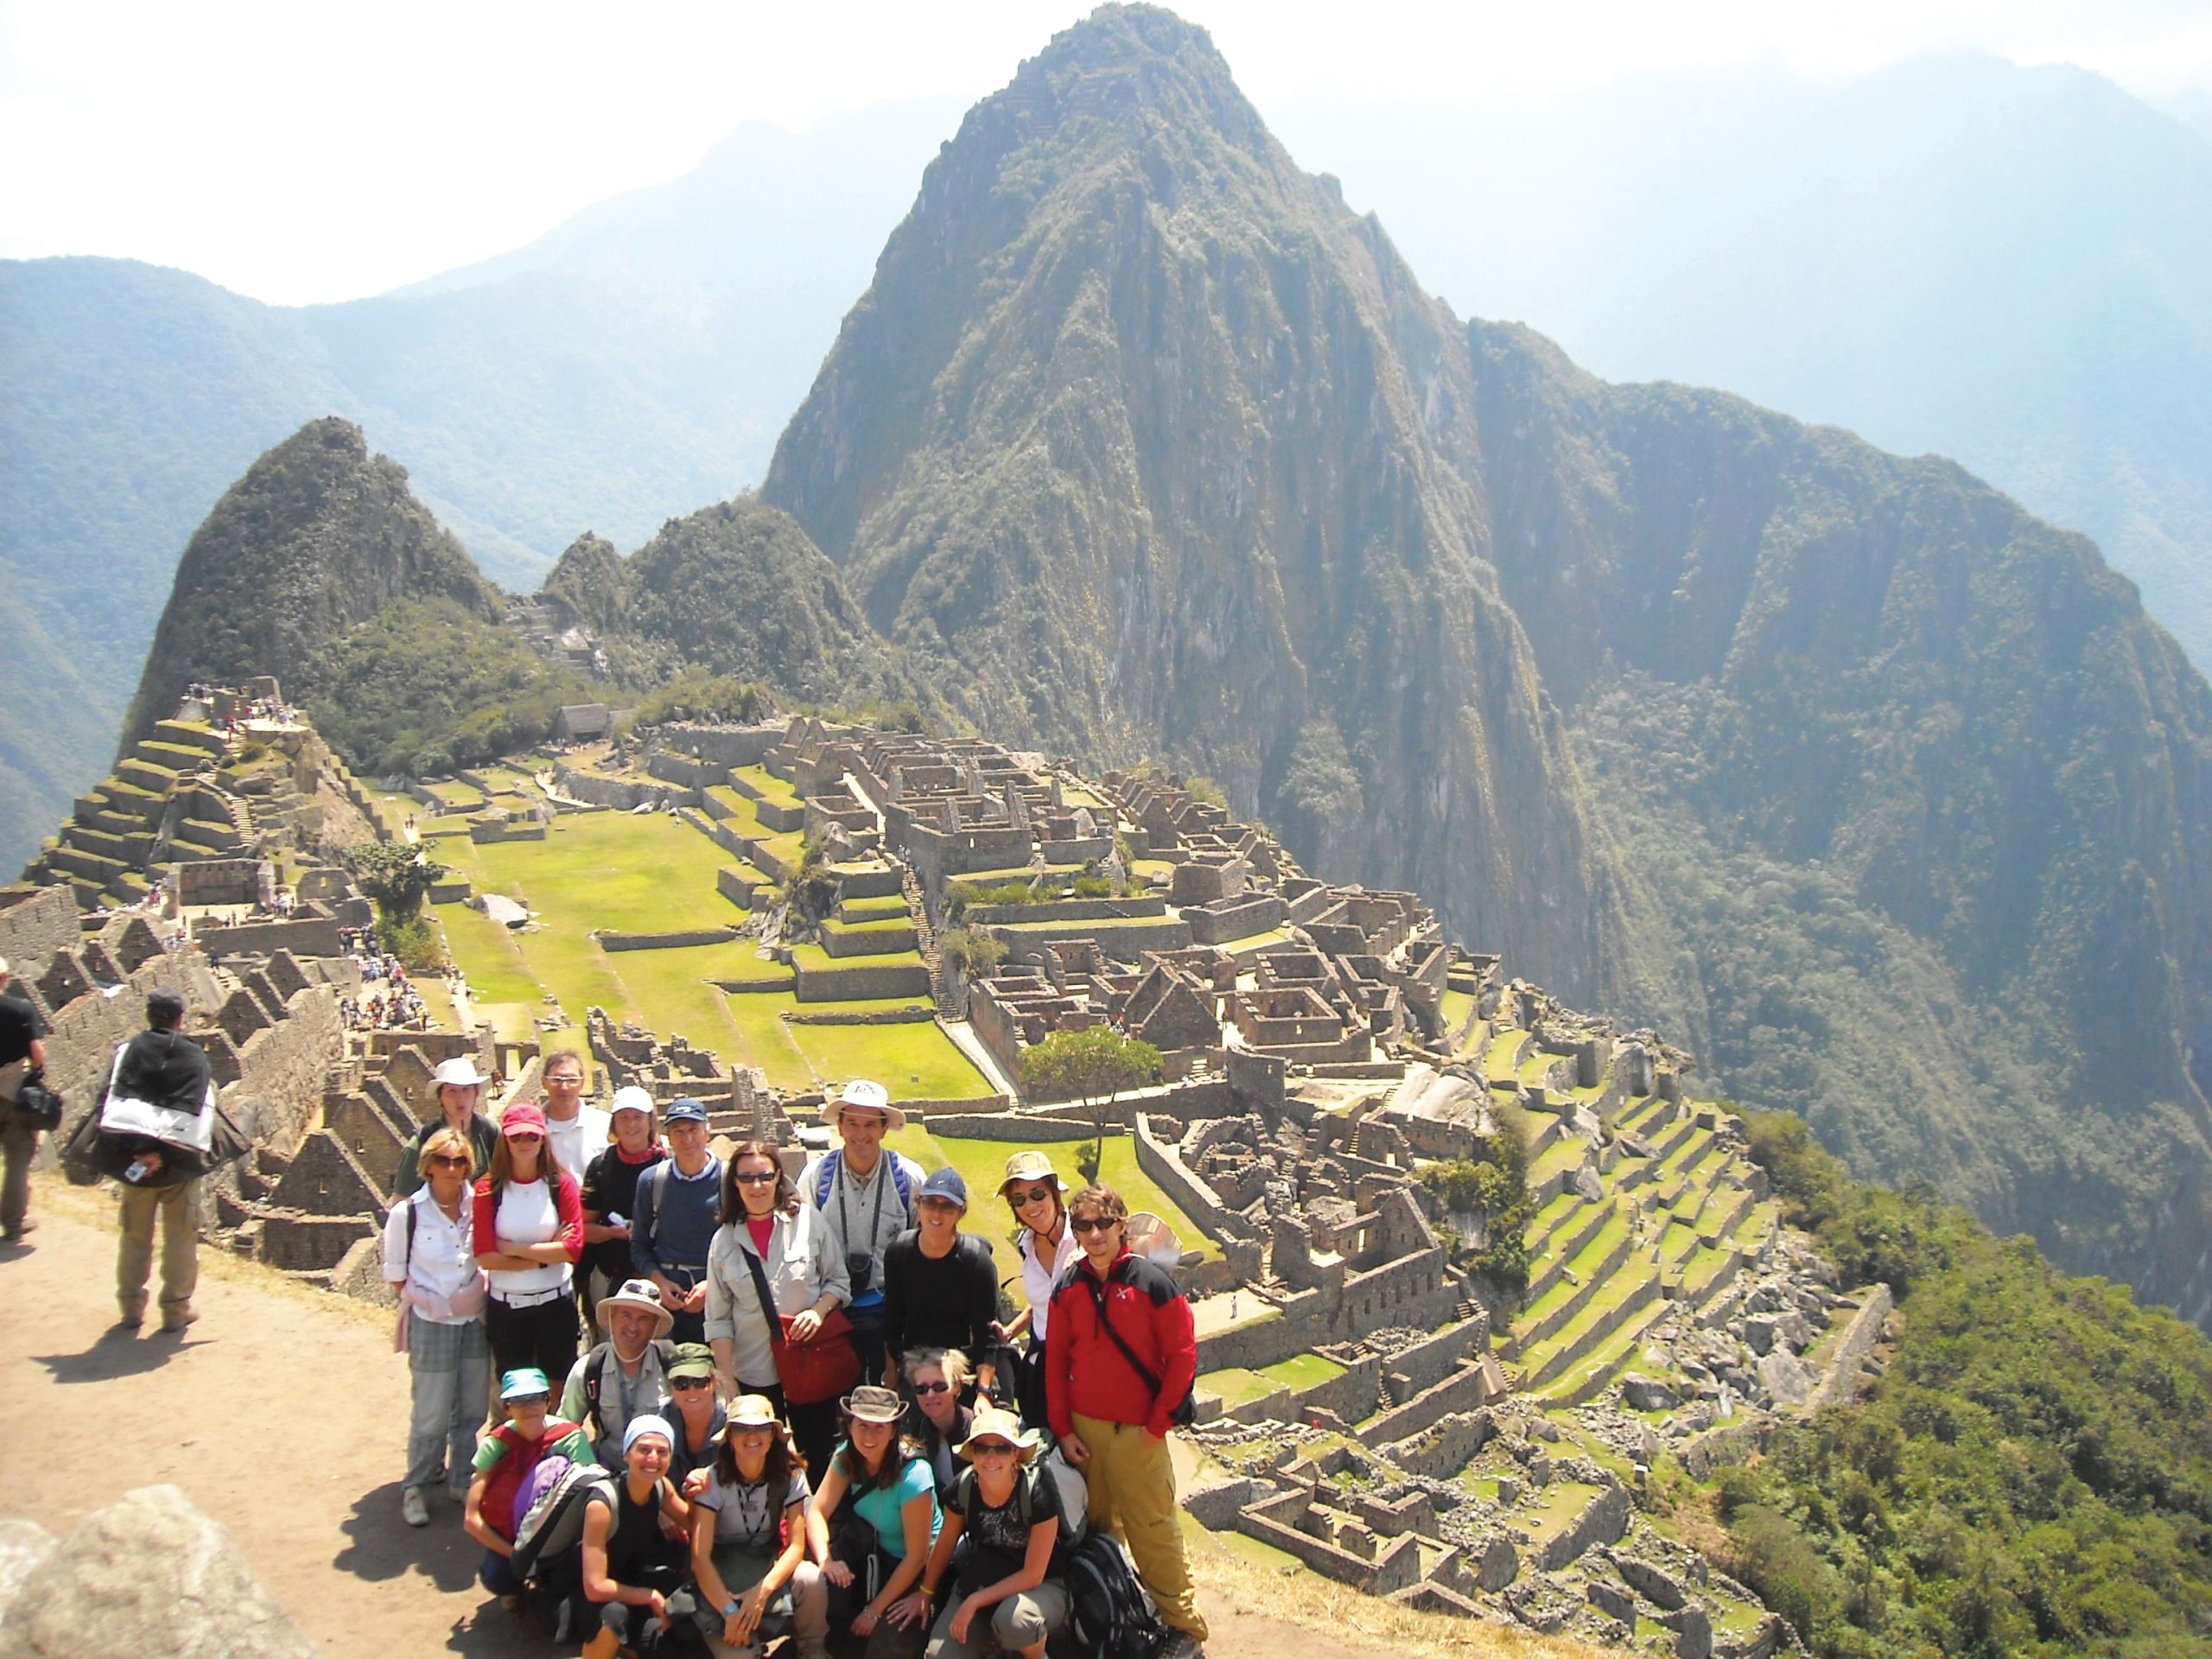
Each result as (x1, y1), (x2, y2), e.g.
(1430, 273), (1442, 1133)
(1803, 1285), (1893, 1414)
(962, 896), (1166, 925)
(659, 723), (780, 767)
(555, 766), (677, 810)
(194, 918), (343, 960)
(1357, 1358), (1502, 1447)
(1185, 894), (1287, 944)
(0, 886), (81, 966)
(220, 986), (346, 1154)
(794, 958), (931, 1002)
(646, 750), (728, 790)
(601, 927), (741, 951)
(1380, 1408), (1496, 1478)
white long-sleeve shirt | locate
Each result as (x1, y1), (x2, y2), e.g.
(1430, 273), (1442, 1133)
(381, 1188), (480, 1324)
(703, 1206), (850, 1388)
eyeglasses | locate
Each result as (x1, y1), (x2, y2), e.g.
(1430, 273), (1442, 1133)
(912, 1379), (950, 1395)
(670, 1376), (714, 1392)
(544, 1077), (582, 1089)
(1070, 1217), (1121, 1234)
(1013, 1186), (1057, 1206)
(429, 1154), (471, 1168)
(734, 1172), (779, 1185)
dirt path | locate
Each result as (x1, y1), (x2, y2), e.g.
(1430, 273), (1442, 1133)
(0, 1187), (1389, 1659)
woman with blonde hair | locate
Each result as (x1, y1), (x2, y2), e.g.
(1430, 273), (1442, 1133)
(474, 1103), (585, 1389)
(383, 1124), (489, 1526)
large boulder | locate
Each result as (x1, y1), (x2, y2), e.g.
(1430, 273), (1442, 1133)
(0, 1518), (57, 1630)
(4, 1485), (319, 1658)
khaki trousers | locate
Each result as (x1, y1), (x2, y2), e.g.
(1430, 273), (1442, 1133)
(1071, 1412), (1207, 1641)
(118, 1178), (200, 1319)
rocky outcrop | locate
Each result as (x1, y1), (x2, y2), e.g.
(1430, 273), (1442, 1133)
(1, 1486), (320, 1657)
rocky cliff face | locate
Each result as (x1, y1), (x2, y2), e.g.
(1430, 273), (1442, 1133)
(765, 4), (1611, 998)
(122, 417), (498, 743)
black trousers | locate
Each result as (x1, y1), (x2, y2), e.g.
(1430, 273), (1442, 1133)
(487, 1294), (580, 1393)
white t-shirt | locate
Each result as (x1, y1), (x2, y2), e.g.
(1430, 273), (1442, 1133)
(547, 1104), (610, 1185)
(1019, 1219), (1084, 1342)
(490, 1179), (570, 1296)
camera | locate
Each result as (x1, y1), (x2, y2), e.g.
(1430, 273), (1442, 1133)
(846, 1251), (874, 1295)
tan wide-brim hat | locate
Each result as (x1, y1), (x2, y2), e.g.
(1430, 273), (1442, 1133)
(598, 1277), (677, 1339)
(956, 1406), (1044, 1463)
(820, 1077), (906, 1134)
(997, 1149), (1070, 1199)
(429, 1055), (491, 1100)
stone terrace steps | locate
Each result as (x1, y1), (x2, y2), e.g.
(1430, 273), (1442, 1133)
(1517, 1263), (1662, 1390)
(1517, 1206), (1636, 1349)
(1526, 1198), (1617, 1303)
(1529, 1297), (1672, 1408)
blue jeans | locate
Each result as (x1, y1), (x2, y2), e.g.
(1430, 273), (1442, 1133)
(479, 1549), (523, 1597)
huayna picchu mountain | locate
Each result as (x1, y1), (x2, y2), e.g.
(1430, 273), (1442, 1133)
(98, 6), (2212, 1330)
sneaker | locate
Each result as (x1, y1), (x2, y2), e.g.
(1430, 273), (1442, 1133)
(446, 1479), (470, 1506)
(401, 1486), (430, 1528)
(2, 1218), (35, 1240)
(1161, 1636), (1207, 1659)
(116, 1306), (145, 1329)
(158, 1306), (199, 1334)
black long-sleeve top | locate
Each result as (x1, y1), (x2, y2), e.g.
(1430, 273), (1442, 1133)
(880, 1228), (998, 1371)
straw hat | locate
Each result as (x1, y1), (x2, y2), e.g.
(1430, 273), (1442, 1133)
(955, 1407), (1044, 1462)
(597, 1277), (676, 1339)
(997, 1150), (1070, 1199)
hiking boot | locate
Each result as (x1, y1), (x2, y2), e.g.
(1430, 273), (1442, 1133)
(2, 1217), (35, 1240)
(401, 1486), (430, 1528)
(1161, 1635), (1207, 1659)
(159, 1306), (199, 1334)
(117, 1304), (145, 1329)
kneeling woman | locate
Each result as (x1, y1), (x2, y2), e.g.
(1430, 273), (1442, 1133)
(809, 1385), (940, 1659)
(581, 1414), (694, 1658)
(913, 1408), (1070, 1659)
(689, 1395), (830, 1659)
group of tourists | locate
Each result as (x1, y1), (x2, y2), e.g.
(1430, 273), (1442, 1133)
(386, 1067), (1210, 1659)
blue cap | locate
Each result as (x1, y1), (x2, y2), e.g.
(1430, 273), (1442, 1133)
(919, 1166), (969, 1210)
(499, 1367), (551, 1401)
(664, 1097), (708, 1125)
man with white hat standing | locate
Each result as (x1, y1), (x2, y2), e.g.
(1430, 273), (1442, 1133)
(801, 1080), (926, 1385)
(395, 1056), (499, 1199)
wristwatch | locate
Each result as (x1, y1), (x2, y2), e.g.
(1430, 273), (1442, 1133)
(723, 1599), (741, 1619)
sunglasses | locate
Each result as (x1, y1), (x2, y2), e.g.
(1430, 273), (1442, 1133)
(969, 1441), (1018, 1456)
(670, 1376), (714, 1392)
(506, 1394), (550, 1407)
(429, 1154), (471, 1168)
(734, 1172), (779, 1185)
(912, 1379), (951, 1395)
(1070, 1217), (1121, 1234)
(505, 1134), (544, 1145)
(1013, 1186), (1057, 1206)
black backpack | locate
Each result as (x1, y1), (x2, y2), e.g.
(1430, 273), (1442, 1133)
(1066, 1531), (1170, 1659)
(581, 1338), (678, 1440)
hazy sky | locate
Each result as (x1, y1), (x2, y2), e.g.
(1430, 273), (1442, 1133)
(4, 0), (2209, 305)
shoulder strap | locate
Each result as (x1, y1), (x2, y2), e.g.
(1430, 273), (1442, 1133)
(582, 1342), (611, 1429)
(643, 1160), (671, 1236)
(1082, 1271), (1165, 1403)
(405, 1195), (419, 1273)
(814, 1152), (839, 1207)
(891, 1156), (912, 1211)
(741, 1240), (781, 1336)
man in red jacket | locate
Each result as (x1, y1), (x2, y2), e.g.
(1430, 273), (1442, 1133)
(1046, 1185), (1206, 1658)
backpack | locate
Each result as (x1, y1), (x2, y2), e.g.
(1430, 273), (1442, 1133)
(580, 1338), (678, 1440)
(511, 1455), (616, 1581)
(1066, 1531), (1170, 1659)
(953, 1454), (1088, 1550)
(810, 1150), (916, 1211)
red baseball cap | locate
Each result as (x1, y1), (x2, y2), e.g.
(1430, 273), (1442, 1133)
(501, 1103), (548, 1137)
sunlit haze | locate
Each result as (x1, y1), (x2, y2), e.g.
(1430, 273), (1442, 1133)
(3, 0), (2210, 303)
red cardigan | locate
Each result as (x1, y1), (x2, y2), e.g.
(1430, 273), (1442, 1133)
(1045, 1247), (1195, 1440)
(472, 1173), (585, 1265)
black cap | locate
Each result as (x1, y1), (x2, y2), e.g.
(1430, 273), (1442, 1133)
(146, 988), (188, 1023)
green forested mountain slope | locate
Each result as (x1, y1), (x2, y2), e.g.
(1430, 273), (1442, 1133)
(1464, 323), (2212, 1321)
(123, 419), (500, 741)
(0, 102), (957, 871)
(763, 3), (1614, 1001)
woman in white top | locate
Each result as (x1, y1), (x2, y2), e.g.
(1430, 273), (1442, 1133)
(704, 1138), (849, 1476)
(382, 1125), (489, 1528)
(991, 1152), (1077, 1430)
(472, 1102), (585, 1395)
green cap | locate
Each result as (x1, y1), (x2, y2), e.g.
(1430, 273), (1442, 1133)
(667, 1343), (715, 1382)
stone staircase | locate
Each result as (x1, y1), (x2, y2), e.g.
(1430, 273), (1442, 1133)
(901, 860), (962, 1020)
(25, 719), (230, 908)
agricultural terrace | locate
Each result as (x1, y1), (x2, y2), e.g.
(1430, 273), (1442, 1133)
(425, 810), (987, 1098)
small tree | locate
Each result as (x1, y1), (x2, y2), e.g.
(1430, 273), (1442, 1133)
(343, 840), (448, 923)
(780, 839), (840, 931)
(939, 927), (1006, 979)
(1021, 1027), (1162, 1184)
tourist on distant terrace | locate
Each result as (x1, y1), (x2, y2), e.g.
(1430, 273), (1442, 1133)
(579, 1414), (696, 1659)
(394, 1056), (498, 1199)
(882, 1167), (998, 1398)
(686, 1392), (830, 1659)
(98, 988), (213, 1333)
(474, 1103), (586, 1389)
(1046, 1185), (1206, 1659)
(901, 1349), (976, 1503)
(810, 1385), (940, 1659)
(705, 1135), (849, 1477)
(994, 1151), (1077, 1429)
(384, 1124), (490, 1527)
(560, 1277), (678, 1467)
(581, 1086), (663, 1338)
(911, 1407), (1072, 1659)
(466, 1366), (595, 1604)
(632, 1097), (723, 1345)
(0, 955), (51, 1243)
(801, 1081), (926, 1385)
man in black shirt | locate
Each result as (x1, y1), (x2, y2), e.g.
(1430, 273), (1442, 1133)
(881, 1167), (999, 1399)
(0, 956), (48, 1242)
